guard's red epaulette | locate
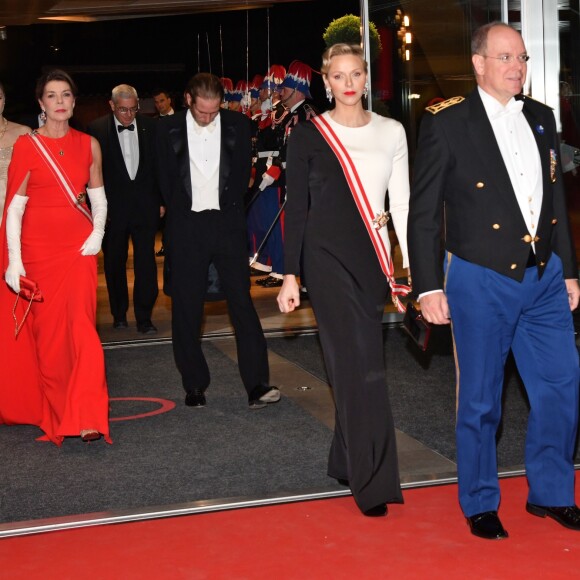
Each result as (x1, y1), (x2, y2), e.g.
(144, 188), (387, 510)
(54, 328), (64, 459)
(258, 117), (272, 130)
(426, 96), (465, 115)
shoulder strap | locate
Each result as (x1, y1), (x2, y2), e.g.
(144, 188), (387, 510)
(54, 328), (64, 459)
(28, 132), (93, 225)
(310, 115), (409, 312)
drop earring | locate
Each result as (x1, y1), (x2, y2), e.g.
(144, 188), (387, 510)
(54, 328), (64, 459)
(40, 109), (47, 122)
(325, 87), (333, 103)
(363, 84), (369, 98)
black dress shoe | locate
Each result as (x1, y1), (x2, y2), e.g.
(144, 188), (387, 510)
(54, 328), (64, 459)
(185, 389), (206, 407)
(466, 511), (508, 540)
(137, 321), (158, 335)
(248, 385), (281, 409)
(526, 503), (580, 530)
(113, 319), (128, 329)
(363, 504), (388, 517)
(261, 276), (283, 288)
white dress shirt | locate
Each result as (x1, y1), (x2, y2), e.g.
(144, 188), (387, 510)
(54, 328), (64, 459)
(186, 110), (221, 212)
(479, 87), (542, 248)
(116, 119), (139, 180)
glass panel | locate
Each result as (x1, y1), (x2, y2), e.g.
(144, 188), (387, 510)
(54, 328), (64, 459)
(559, 0), (580, 207)
(367, 0), (501, 158)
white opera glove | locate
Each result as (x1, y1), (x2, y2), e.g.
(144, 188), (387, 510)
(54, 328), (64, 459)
(5, 195), (29, 293)
(258, 173), (275, 191)
(258, 165), (282, 191)
(80, 186), (108, 256)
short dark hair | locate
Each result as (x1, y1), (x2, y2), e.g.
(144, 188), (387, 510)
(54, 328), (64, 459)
(185, 73), (224, 104)
(35, 69), (78, 100)
(151, 88), (171, 99)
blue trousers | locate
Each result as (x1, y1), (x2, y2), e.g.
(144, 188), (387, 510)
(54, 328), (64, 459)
(445, 253), (579, 517)
(252, 185), (284, 275)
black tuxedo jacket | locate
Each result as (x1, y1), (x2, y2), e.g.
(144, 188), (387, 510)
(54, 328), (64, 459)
(408, 88), (577, 295)
(88, 113), (161, 230)
(156, 108), (251, 232)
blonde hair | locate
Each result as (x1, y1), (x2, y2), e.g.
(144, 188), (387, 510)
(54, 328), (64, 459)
(321, 43), (368, 76)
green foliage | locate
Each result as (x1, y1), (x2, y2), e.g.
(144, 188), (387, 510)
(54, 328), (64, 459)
(323, 14), (382, 62)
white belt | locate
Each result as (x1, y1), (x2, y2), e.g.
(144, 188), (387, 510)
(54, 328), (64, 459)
(257, 151), (279, 158)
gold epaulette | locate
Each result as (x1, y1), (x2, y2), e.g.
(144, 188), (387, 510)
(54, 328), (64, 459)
(426, 96), (465, 115)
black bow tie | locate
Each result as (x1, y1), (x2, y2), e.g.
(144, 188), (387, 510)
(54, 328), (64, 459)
(118, 124), (135, 132)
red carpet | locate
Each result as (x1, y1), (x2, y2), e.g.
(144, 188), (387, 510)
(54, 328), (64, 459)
(1, 476), (579, 579)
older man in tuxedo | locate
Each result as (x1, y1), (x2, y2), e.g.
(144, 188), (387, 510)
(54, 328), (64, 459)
(156, 73), (279, 409)
(408, 22), (580, 540)
(88, 84), (162, 333)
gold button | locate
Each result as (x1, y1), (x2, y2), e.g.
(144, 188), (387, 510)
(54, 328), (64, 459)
(533, 236), (540, 242)
(510, 264), (517, 270)
(492, 224), (500, 230)
(522, 234), (532, 243)
(476, 182), (485, 189)
(552, 218), (557, 224)
(539, 261), (545, 266)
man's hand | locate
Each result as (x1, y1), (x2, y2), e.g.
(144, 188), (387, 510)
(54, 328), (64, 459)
(565, 279), (580, 311)
(419, 292), (451, 325)
(277, 275), (300, 313)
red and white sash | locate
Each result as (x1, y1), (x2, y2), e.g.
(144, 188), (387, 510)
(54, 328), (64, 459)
(311, 114), (409, 312)
(28, 132), (93, 225)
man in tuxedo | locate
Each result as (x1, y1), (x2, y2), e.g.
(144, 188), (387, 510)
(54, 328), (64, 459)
(408, 22), (580, 539)
(88, 85), (162, 334)
(156, 72), (280, 409)
(152, 88), (175, 117)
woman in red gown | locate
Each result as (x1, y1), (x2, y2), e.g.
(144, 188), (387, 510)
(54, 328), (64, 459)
(0, 69), (111, 445)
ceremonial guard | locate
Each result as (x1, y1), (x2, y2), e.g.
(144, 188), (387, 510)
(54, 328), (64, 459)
(219, 78), (234, 109)
(252, 61), (317, 288)
(246, 65), (285, 276)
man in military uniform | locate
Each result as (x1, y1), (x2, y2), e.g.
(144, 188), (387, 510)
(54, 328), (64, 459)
(253, 61), (317, 288)
(408, 22), (580, 540)
(246, 65), (286, 279)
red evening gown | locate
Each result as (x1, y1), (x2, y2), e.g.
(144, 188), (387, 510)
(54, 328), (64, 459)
(0, 129), (111, 445)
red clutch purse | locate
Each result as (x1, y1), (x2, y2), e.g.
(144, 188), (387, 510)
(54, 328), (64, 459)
(4, 275), (44, 337)
(16, 275), (43, 302)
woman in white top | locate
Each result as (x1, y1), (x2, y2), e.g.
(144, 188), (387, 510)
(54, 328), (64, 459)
(0, 82), (30, 224)
(278, 43), (410, 517)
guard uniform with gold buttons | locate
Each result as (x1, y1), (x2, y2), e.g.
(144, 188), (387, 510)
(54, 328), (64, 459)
(408, 85), (579, 523)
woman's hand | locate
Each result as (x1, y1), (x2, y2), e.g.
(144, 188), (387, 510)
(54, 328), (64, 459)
(5, 261), (25, 293)
(277, 275), (301, 313)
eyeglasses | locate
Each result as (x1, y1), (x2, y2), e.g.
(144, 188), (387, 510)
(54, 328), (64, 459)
(115, 106), (139, 114)
(481, 54), (530, 64)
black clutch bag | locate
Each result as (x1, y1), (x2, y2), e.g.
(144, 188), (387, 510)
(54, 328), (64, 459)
(402, 302), (431, 351)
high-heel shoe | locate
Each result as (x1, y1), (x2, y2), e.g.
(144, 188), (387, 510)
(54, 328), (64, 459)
(80, 429), (101, 442)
